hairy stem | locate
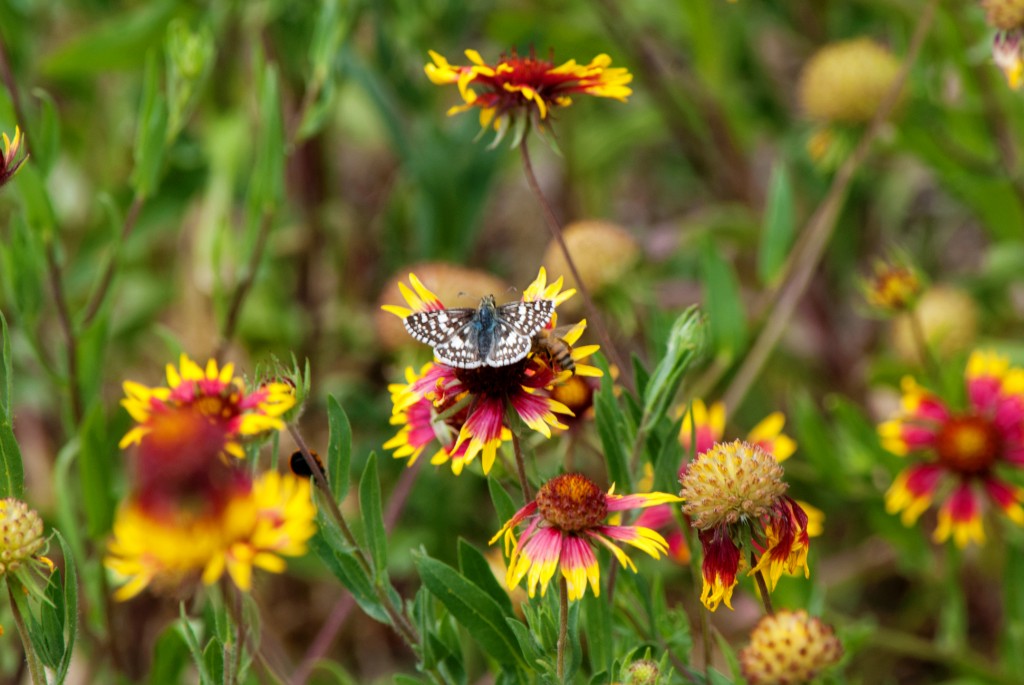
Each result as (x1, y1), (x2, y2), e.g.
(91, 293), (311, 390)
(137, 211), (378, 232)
(557, 576), (569, 683)
(510, 429), (533, 502)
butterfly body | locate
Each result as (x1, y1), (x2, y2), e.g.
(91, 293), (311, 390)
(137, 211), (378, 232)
(404, 295), (555, 369)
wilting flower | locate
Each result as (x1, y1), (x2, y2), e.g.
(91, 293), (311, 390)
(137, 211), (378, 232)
(994, 30), (1024, 90)
(491, 473), (681, 601)
(120, 354), (295, 459)
(862, 257), (923, 315)
(383, 269), (596, 475)
(680, 441), (811, 612)
(106, 470), (316, 600)
(739, 610), (843, 685)
(879, 350), (1024, 547)
(0, 127), (26, 188)
(424, 48), (632, 139)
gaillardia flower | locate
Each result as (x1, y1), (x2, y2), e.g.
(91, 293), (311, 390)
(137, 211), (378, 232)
(680, 441), (811, 612)
(424, 48), (632, 137)
(879, 350), (1024, 547)
(106, 470), (316, 600)
(383, 269), (597, 475)
(120, 354), (296, 459)
(739, 610), (843, 685)
(490, 473), (681, 601)
(0, 499), (54, 598)
(0, 127), (26, 188)
(993, 30), (1024, 90)
(861, 257), (923, 315)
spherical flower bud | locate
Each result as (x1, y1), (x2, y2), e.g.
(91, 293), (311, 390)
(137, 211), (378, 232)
(375, 262), (510, 350)
(891, 285), (978, 364)
(799, 38), (903, 124)
(624, 658), (660, 685)
(542, 220), (639, 299)
(983, 0), (1024, 30)
(680, 440), (788, 530)
(739, 610), (843, 685)
(0, 499), (47, 574)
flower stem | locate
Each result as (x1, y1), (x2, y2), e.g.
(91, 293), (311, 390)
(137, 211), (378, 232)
(751, 551), (774, 615)
(518, 137), (634, 394)
(8, 580), (46, 685)
(557, 576), (569, 683)
(510, 429), (532, 502)
(718, 0), (938, 413)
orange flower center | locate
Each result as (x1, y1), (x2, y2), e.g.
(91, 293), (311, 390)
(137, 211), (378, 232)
(934, 415), (1001, 474)
(536, 473), (607, 532)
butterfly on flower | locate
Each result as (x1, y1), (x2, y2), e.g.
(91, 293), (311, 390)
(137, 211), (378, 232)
(403, 295), (554, 369)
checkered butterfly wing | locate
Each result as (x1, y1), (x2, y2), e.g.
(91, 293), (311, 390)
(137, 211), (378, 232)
(484, 299), (555, 367)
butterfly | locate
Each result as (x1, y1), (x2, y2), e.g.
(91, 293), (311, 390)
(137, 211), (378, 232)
(404, 295), (555, 369)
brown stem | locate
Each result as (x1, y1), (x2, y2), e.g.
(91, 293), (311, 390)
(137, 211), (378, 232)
(510, 429), (532, 502)
(557, 576), (569, 683)
(216, 211), (274, 360)
(287, 424), (420, 648)
(44, 244), (84, 425)
(518, 137), (634, 394)
(82, 194), (146, 327)
(751, 551), (774, 616)
(720, 0), (939, 412)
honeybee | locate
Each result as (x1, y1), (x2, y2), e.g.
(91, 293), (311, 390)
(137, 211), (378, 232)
(531, 327), (575, 375)
(290, 449), (326, 480)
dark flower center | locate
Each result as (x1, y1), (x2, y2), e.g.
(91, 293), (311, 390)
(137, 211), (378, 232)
(454, 359), (530, 397)
(934, 414), (1001, 474)
(536, 473), (607, 532)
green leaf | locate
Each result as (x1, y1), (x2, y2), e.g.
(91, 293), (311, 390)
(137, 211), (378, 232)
(177, 605), (214, 685)
(0, 215), (47, 323)
(758, 162), (795, 285)
(0, 310), (11, 422)
(15, 164), (57, 240)
(642, 306), (704, 430)
(414, 553), (524, 668)
(130, 49), (169, 197)
(326, 395), (351, 500)
(582, 591), (612, 676)
(29, 89), (60, 174)
(700, 238), (747, 358)
(359, 452), (387, 579)
(0, 408), (25, 499)
(595, 355), (632, 491)
(487, 477), (517, 524)
(309, 516), (388, 624)
(78, 404), (117, 538)
(149, 623), (190, 685)
(164, 19), (215, 143)
(32, 531), (78, 678)
(245, 57), (285, 226)
(458, 538), (512, 616)
(202, 637), (225, 685)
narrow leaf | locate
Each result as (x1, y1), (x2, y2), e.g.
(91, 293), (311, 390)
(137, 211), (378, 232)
(700, 239), (747, 358)
(326, 395), (351, 500)
(0, 410), (25, 499)
(488, 477), (517, 524)
(78, 405), (117, 538)
(415, 553), (524, 668)
(359, 452), (387, 579)
(758, 162), (795, 285)
(458, 538), (512, 616)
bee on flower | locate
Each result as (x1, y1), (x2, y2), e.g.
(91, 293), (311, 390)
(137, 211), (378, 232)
(879, 350), (1024, 547)
(424, 48), (632, 142)
(490, 473), (681, 601)
(383, 268), (600, 475)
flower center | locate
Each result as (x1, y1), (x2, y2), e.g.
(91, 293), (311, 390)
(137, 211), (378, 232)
(549, 376), (592, 416)
(536, 473), (607, 532)
(454, 359), (530, 397)
(934, 414), (1001, 474)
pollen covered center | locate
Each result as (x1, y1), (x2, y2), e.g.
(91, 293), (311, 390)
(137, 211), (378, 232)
(935, 415), (1001, 474)
(536, 473), (607, 532)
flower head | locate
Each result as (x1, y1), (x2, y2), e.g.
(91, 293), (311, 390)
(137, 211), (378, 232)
(861, 257), (923, 315)
(879, 350), (1024, 547)
(425, 48), (632, 140)
(0, 499), (53, 589)
(120, 354), (295, 459)
(890, 285), (979, 364)
(994, 30), (1024, 90)
(739, 610), (843, 685)
(490, 473), (681, 601)
(799, 38), (903, 125)
(383, 269), (598, 475)
(679, 441), (811, 611)
(983, 0), (1024, 31)
(0, 127), (26, 188)
(106, 471), (316, 600)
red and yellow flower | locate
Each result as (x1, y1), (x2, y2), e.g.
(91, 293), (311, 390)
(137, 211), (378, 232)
(383, 269), (597, 475)
(120, 354), (295, 459)
(0, 126), (26, 187)
(680, 441), (811, 612)
(490, 473), (681, 601)
(425, 48), (632, 135)
(879, 350), (1024, 546)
